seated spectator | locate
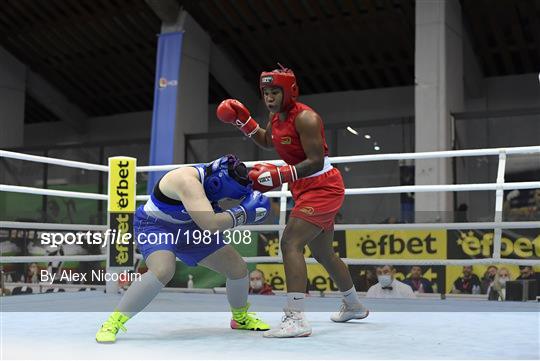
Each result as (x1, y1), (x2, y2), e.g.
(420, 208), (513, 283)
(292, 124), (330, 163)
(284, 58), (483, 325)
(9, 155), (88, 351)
(356, 267), (378, 292)
(480, 265), (498, 294)
(248, 269), (274, 295)
(451, 265), (481, 294)
(487, 267), (510, 301)
(403, 266), (434, 293)
(516, 265), (539, 281)
(366, 265), (415, 299)
(26, 263), (39, 284)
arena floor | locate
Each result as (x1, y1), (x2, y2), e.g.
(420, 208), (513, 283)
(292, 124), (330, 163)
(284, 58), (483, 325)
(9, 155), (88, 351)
(1, 292), (539, 360)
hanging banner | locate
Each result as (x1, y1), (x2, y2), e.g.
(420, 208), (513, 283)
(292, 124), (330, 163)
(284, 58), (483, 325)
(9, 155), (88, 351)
(147, 32), (184, 194)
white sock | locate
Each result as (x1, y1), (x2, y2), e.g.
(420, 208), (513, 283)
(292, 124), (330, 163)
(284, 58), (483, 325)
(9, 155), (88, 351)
(226, 273), (249, 309)
(287, 292), (305, 311)
(342, 286), (361, 305)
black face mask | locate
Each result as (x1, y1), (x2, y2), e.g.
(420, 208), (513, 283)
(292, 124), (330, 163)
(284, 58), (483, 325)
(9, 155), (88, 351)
(230, 161), (250, 187)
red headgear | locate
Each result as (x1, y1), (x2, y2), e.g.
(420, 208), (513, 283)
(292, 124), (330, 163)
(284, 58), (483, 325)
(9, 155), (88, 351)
(260, 64), (299, 112)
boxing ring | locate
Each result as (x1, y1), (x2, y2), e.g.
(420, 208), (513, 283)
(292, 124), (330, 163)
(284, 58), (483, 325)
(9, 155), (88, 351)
(1, 146), (539, 360)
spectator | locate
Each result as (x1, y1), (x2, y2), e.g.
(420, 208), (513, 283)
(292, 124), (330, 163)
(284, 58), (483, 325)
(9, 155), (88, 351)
(366, 265), (415, 299)
(26, 263), (39, 284)
(403, 266), (434, 293)
(516, 266), (537, 281)
(455, 203), (469, 223)
(451, 266), (481, 294)
(248, 269), (274, 295)
(382, 216), (398, 224)
(487, 267), (511, 301)
(480, 265), (498, 294)
(356, 268), (378, 292)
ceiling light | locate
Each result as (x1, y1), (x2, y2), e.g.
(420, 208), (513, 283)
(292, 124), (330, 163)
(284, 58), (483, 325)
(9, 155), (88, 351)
(364, 134), (371, 139)
(346, 126), (359, 135)
(374, 145), (381, 151)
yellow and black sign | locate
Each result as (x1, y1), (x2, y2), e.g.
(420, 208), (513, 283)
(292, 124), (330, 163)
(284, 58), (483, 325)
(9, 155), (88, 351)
(346, 230), (447, 259)
(257, 264), (340, 292)
(107, 157), (136, 268)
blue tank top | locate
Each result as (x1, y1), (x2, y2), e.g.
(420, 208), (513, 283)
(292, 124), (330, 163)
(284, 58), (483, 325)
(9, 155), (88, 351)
(143, 164), (219, 224)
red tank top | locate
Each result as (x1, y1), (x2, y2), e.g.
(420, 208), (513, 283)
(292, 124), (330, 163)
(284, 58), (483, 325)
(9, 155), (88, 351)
(271, 102), (329, 165)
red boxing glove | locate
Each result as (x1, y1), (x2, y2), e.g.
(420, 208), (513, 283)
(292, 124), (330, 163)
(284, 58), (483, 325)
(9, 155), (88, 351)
(216, 99), (260, 137)
(248, 163), (298, 193)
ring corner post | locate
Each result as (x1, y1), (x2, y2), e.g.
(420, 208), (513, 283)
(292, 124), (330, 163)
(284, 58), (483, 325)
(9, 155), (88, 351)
(106, 156), (137, 294)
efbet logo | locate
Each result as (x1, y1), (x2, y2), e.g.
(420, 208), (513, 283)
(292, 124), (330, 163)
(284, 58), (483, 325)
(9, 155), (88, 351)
(280, 136), (292, 145)
(347, 230), (446, 259)
(261, 76), (273, 84)
(115, 160), (131, 210)
(264, 238), (280, 256)
(456, 231), (540, 258)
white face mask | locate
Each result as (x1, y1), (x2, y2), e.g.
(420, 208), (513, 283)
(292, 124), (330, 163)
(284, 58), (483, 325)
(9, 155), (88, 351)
(378, 275), (393, 287)
(498, 277), (509, 287)
(250, 280), (263, 290)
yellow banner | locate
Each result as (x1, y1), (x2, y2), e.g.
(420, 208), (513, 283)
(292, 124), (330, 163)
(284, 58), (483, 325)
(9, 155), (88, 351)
(256, 264), (339, 292)
(454, 231), (540, 258)
(108, 157), (136, 212)
(346, 230), (447, 259)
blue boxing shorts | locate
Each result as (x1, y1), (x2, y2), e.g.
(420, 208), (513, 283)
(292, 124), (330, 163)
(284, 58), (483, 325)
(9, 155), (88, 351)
(134, 206), (225, 266)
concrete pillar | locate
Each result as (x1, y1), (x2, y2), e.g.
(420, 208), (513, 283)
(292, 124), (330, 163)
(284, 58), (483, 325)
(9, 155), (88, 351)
(415, 0), (464, 221)
(0, 47), (25, 148)
(173, 12), (210, 163)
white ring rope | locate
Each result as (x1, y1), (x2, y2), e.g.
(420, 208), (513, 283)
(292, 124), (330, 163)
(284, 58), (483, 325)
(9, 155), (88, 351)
(0, 150), (108, 172)
(0, 221), (108, 231)
(0, 255), (107, 263)
(0, 184), (107, 200)
(2, 254), (537, 265)
(241, 257), (539, 266)
(236, 221), (540, 232)
(135, 181), (540, 201)
(135, 145), (540, 173)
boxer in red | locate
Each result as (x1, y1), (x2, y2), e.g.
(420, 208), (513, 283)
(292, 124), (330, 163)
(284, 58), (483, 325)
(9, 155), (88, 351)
(216, 64), (369, 338)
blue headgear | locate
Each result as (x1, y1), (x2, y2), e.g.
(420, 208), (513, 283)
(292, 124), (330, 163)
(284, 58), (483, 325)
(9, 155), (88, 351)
(204, 154), (251, 202)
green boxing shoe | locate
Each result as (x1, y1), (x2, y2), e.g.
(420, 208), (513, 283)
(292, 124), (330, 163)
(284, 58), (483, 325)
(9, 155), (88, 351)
(96, 311), (130, 343)
(230, 303), (270, 331)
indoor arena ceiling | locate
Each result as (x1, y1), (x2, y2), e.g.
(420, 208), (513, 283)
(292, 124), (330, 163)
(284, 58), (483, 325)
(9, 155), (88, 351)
(0, 0), (538, 123)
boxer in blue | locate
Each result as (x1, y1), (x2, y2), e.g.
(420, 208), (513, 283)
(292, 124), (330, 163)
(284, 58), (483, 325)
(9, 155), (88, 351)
(96, 154), (271, 343)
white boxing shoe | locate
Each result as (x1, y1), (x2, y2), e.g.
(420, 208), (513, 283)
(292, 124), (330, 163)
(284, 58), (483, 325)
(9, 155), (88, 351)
(330, 300), (370, 322)
(263, 309), (312, 338)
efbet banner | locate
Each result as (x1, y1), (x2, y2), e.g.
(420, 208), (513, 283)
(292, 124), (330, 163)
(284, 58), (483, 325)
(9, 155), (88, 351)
(448, 229), (540, 259)
(108, 157), (136, 268)
(256, 231), (346, 292)
(345, 230), (447, 259)
(445, 229), (540, 292)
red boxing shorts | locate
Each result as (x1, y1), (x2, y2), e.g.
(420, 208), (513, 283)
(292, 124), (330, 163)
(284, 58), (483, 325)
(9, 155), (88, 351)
(289, 167), (345, 231)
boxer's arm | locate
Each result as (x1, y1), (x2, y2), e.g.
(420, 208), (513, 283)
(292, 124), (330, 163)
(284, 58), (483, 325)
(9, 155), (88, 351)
(251, 114), (274, 149)
(163, 171), (234, 232)
(293, 110), (325, 177)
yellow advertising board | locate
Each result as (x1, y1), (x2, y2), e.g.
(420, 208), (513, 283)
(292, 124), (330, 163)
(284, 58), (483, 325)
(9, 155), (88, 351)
(345, 230), (447, 259)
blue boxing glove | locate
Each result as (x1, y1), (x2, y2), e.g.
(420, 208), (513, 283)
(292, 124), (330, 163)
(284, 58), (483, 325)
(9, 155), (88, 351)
(226, 191), (270, 228)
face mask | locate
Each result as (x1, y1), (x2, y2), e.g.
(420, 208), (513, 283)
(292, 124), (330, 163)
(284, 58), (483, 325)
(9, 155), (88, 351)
(498, 277), (509, 287)
(378, 275), (392, 287)
(250, 280), (263, 290)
